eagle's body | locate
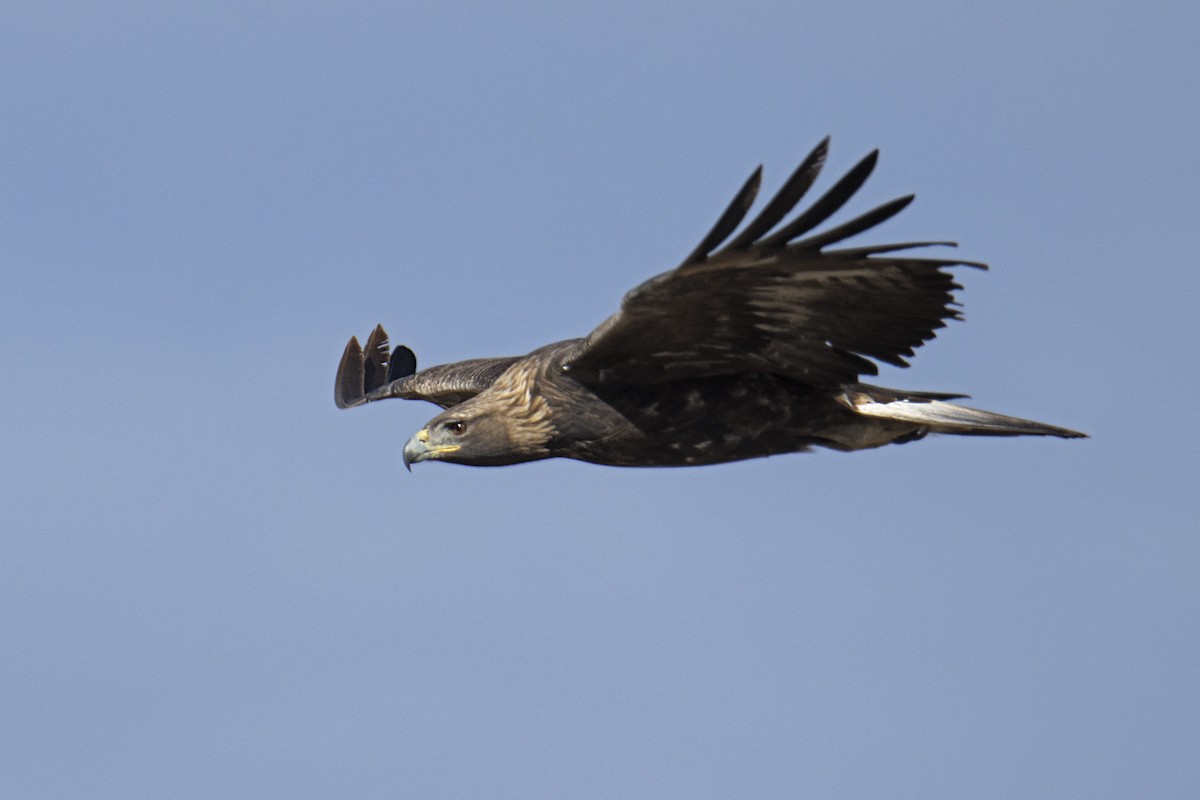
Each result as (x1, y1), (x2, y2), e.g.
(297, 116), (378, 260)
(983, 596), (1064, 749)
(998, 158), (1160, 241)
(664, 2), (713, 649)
(335, 139), (1084, 469)
(449, 341), (925, 467)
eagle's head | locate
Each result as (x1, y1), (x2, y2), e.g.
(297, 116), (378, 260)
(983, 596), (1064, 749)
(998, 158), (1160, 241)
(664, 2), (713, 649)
(402, 411), (515, 468)
(402, 382), (557, 468)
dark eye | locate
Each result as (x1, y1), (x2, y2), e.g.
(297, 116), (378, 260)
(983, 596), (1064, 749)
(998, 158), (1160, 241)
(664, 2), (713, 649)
(443, 419), (466, 435)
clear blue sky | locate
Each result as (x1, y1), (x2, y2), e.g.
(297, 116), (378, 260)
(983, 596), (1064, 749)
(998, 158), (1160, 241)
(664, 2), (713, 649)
(3, 2), (1197, 798)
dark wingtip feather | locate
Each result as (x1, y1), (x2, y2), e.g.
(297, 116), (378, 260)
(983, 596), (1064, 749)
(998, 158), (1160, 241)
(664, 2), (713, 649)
(793, 194), (915, 253)
(335, 336), (365, 409)
(759, 149), (880, 248)
(387, 345), (417, 382)
(830, 241), (959, 258)
(362, 325), (390, 394)
(680, 165), (763, 265)
(721, 138), (831, 252)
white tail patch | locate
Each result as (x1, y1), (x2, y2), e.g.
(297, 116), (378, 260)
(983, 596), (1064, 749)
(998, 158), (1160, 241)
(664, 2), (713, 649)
(842, 392), (1086, 438)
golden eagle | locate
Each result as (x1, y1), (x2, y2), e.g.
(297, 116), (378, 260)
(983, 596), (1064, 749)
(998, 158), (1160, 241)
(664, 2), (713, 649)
(335, 139), (1085, 469)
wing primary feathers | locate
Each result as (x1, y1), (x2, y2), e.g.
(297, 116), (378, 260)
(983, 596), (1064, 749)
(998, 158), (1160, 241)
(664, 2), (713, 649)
(721, 137), (829, 252)
(335, 325), (417, 408)
(387, 345), (417, 382)
(335, 335), (366, 409)
(759, 149), (879, 248)
(791, 194), (914, 252)
(679, 166), (763, 265)
(873, 256), (988, 270)
(362, 324), (390, 393)
(830, 241), (959, 258)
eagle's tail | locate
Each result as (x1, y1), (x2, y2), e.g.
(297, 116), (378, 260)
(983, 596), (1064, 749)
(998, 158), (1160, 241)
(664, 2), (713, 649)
(842, 386), (1086, 439)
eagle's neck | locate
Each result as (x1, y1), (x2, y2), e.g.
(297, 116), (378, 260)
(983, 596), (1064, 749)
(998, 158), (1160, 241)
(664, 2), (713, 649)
(481, 359), (557, 455)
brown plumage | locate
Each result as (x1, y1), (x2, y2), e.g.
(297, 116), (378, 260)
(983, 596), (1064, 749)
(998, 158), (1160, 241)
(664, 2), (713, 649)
(334, 139), (1085, 469)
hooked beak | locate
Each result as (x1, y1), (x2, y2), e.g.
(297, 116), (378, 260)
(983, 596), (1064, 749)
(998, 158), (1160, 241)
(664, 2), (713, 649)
(402, 429), (430, 471)
(402, 428), (459, 471)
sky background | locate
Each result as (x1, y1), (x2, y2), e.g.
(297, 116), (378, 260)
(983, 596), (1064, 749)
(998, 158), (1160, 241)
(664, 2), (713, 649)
(2, 2), (1198, 798)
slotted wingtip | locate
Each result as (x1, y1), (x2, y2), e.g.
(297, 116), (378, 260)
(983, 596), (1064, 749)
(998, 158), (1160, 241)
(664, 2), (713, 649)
(335, 325), (417, 408)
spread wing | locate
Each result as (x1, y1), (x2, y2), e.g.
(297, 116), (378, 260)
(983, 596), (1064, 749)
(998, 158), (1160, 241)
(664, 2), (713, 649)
(335, 325), (519, 409)
(562, 138), (985, 387)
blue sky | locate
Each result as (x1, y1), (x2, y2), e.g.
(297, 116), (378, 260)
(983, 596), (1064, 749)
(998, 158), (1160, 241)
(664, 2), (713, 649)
(2, 2), (1197, 797)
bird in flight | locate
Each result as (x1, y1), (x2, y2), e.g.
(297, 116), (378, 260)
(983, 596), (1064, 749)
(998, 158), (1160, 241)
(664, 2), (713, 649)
(335, 138), (1085, 469)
